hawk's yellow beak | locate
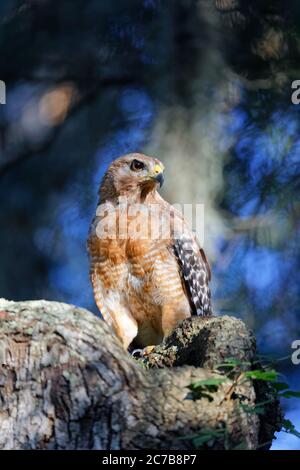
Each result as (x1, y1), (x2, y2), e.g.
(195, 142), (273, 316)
(152, 164), (165, 187)
(154, 164), (163, 174)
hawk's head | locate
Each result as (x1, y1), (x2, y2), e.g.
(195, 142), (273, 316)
(100, 153), (165, 202)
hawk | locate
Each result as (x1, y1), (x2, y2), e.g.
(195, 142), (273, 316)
(88, 153), (212, 351)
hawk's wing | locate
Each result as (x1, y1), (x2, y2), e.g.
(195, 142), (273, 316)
(173, 234), (212, 316)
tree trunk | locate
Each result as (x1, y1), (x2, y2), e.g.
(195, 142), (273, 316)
(0, 299), (282, 450)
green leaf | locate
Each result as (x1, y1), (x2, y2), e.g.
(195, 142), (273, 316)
(240, 398), (275, 416)
(215, 359), (252, 369)
(282, 419), (300, 439)
(244, 369), (278, 382)
(279, 390), (300, 399)
(273, 381), (290, 392)
(181, 428), (225, 448)
(187, 377), (228, 402)
(240, 403), (266, 415)
(188, 377), (228, 389)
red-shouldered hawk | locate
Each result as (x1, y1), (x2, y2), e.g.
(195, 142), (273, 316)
(88, 153), (212, 351)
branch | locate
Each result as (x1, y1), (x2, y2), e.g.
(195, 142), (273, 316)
(141, 315), (256, 369)
(0, 299), (282, 450)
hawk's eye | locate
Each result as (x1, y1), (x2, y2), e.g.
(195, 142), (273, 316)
(130, 159), (145, 172)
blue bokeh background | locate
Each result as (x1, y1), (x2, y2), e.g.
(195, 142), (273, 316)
(0, 0), (299, 450)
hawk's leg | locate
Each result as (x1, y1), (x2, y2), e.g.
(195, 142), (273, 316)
(161, 302), (191, 339)
(130, 346), (156, 358)
(110, 307), (138, 350)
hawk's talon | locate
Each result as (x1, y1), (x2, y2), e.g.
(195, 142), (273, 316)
(131, 346), (156, 359)
(131, 348), (143, 358)
(142, 345), (156, 356)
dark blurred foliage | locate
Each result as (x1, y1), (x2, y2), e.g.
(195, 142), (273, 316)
(0, 0), (300, 448)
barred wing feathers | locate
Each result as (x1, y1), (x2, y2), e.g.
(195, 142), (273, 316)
(173, 234), (212, 317)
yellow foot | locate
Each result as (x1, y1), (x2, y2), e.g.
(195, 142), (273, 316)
(142, 345), (156, 356)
